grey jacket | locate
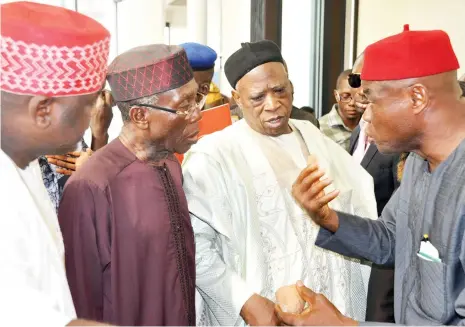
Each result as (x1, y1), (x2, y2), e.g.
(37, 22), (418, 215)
(316, 141), (465, 325)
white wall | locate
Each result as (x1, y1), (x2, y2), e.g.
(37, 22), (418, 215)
(0, 0), (73, 7)
(166, 5), (188, 45)
(357, 0), (465, 77)
(117, 0), (165, 54)
(219, 0), (251, 96)
(206, 0), (222, 85)
(186, 0), (207, 44)
(166, 0), (239, 91)
(282, 0), (323, 110)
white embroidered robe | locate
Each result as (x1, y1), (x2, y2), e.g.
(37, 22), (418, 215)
(182, 119), (378, 326)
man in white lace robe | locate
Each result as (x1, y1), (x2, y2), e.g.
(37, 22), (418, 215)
(182, 40), (378, 326)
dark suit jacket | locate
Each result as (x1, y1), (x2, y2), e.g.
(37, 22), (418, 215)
(350, 125), (399, 323)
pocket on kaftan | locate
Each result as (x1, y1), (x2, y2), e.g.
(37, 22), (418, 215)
(417, 256), (446, 321)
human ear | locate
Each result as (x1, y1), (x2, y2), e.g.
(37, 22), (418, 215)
(232, 89), (242, 109)
(410, 84), (428, 114)
(28, 96), (53, 129)
(129, 106), (150, 129)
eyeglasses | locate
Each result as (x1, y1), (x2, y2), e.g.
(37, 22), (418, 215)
(131, 92), (206, 119)
(335, 91), (353, 103)
(348, 73), (361, 88)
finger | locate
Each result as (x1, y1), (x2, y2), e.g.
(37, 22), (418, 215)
(309, 177), (333, 198)
(294, 164), (320, 185)
(48, 156), (76, 164)
(298, 169), (326, 193)
(67, 151), (82, 157)
(54, 160), (76, 170)
(56, 168), (73, 175)
(46, 158), (58, 165)
(275, 304), (298, 326)
(63, 156), (77, 163)
(314, 190), (340, 207)
(47, 155), (68, 161)
(296, 281), (318, 305)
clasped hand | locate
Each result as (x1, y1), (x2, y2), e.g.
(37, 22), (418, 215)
(275, 281), (358, 326)
(241, 282), (357, 326)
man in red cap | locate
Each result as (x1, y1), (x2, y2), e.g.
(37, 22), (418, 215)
(58, 44), (202, 326)
(0, 2), (110, 326)
(285, 25), (465, 325)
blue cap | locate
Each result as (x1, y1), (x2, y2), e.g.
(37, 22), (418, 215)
(180, 42), (217, 71)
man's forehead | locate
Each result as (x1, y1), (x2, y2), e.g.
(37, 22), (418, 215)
(237, 62), (287, 88)
(337, 78), (351, 92)
(160, 78), (197, 102)
(360, 80), (376, 94)
(361, 80), (400, 97)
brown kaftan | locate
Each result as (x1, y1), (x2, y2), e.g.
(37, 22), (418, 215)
(58, 139), (195, 326)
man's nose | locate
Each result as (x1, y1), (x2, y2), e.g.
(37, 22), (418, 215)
(189, 106), (202, 123)
(349, 95), (356, 106)
(362, 104), (372, 122)
(263, 95), (279, 111)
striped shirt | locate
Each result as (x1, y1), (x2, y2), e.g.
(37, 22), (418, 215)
(319, 104), (353, 152)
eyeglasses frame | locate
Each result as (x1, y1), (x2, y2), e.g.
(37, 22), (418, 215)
(129, 92), (206, 119)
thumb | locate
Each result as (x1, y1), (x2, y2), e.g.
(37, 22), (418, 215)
(296, 280), (317, 304)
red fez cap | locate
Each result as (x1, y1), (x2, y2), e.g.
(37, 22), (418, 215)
(362, 24), (460, 81)
(1, 1), (110, 97)
(107, 44), (194, 102)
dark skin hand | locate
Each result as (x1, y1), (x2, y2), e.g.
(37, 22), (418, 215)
(90, 89), (114, 150)
(291, 163), (340, 232)
(46, 151), (80, 175)
(241, 294), (281, 326)
(275, 281), (358, 326)
(46, 90), (112, 174)
(46, 149), (94, 175)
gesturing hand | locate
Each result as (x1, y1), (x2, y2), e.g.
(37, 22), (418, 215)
(46, 152), (80, 175)
(90, 90), (113, 140)
(292, 159), (340, 232)
(241, 294), (281, 326)
(275, 281), (358, 326)
(46, 149), (93, 175)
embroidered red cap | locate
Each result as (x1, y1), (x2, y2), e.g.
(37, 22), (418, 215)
(106, 44), (194, 102)
(0, 1), (110, 97)
(361, 24), (460, 81)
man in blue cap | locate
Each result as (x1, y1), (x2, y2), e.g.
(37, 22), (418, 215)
(180, 42), (218, 96)
(181, 42), (229, 109)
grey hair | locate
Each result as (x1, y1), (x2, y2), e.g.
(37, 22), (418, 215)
(116, 93), (159, 122)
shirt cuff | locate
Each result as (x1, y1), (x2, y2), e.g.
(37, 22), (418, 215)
(230, 273), (255, 319)
(315, 211), (368, 260)
(315, 211), (349, 247)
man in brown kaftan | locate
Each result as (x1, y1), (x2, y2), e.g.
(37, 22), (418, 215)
(58, 45), (203, 326)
